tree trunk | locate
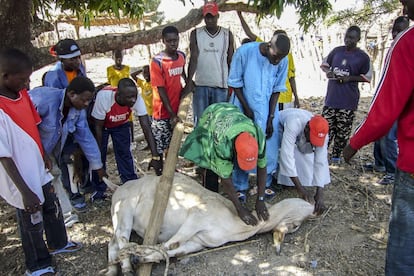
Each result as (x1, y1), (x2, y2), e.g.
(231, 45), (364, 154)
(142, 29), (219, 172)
(0, 0), (36, 57)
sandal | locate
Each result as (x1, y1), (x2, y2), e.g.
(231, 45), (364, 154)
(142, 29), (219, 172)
(25, 266), (55, 276)
(237, 191), (247, 203)
(265, 188), (276, 200)
(49, 241), (82, 255)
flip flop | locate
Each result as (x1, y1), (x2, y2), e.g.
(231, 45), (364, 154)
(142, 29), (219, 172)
(265, 188), (276, 200)
(237, 191), (247, 203)
(25, 266), (55, 276)
(49, 241), (82, 255)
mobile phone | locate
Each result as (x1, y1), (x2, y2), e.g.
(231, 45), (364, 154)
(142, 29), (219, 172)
(31, 211), (43, 225)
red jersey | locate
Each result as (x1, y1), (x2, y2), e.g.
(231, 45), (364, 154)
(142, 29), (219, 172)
(91, 86), (147, 128)
(350, 26), (414, 173)
(0, 89), (43, 155)
(150, 51), (185, 120)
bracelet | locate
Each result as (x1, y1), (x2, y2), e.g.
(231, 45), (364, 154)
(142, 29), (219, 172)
(258, 196), (265, 201)
(152, 156), (161, 161)
(269, 114), (274, 119)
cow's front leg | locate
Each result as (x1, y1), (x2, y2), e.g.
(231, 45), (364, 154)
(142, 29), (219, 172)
(163, 214), (201, 250)
(166, 240), (204, 258)
(105, 235), (120, 276)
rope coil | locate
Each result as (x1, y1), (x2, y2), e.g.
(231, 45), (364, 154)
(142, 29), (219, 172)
(110, 242), (170, 276)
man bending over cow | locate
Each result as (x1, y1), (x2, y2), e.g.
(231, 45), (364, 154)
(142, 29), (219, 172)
(180, 102), (269, 225)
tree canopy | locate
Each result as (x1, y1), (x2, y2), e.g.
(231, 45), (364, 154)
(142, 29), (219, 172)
(0, 0), (399, 70)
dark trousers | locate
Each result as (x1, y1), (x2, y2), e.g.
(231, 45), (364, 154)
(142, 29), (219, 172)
(322, 106), (355, 158)
(203, 169), (219, 193)
(101, 123), (137, 184)
(17, 182), (67, 272)
(374, 122), (398, 174)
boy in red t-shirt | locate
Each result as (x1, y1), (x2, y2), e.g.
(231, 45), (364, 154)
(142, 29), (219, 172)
(150, 25), (187, 158)
(0, 49), (81, 276)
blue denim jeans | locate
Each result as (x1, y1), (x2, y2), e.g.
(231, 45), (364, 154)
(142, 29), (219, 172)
(374, 122), (397, 174)
(385, 169), (414, 275)
(17, 182), (67, 272)
(192, 86), (228, 126)
(232, 114), (279, 192)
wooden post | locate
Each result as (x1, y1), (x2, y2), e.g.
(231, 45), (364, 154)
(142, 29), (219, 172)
(138, 93), (192, 276)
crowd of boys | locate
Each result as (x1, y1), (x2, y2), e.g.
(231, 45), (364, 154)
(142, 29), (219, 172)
(1, 0), (413, 275)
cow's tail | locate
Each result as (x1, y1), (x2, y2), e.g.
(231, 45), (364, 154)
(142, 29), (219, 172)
(102, 177), (119, 192)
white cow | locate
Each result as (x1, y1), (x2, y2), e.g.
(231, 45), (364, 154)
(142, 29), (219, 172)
(104, 173), (314, 275)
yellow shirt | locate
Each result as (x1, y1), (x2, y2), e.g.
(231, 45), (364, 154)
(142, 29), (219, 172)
(107, 65), (130, 87)
(278, 52), (295, 103)
(137, 78), (153, 116)
(255, 38), (295, 103)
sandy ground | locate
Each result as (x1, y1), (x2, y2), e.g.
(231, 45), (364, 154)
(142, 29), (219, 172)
(0, 91), (392, 275)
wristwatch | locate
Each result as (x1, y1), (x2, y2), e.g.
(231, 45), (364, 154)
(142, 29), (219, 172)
(152, 156), (161, 161)
(258, 196), (265, 201)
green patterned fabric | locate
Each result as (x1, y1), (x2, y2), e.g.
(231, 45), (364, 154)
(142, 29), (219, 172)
(180, 103), (266, 178)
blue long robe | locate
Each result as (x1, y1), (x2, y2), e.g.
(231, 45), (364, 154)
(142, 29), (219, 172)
(228, 42), (288, 189)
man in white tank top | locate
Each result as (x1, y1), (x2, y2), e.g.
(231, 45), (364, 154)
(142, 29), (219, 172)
(186, 2), (234, 126)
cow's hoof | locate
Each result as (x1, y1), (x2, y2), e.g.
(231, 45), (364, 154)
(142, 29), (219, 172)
(168, 241), (180, 250)
(130, 254), (140, 265)
(100, 266), (118, 276)
(274, 243), (281, 255)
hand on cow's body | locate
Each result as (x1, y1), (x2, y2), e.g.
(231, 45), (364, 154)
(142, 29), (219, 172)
(237, 206), (258, 226)
(291, 177), (314, 204)
(255, 200), (269, 221)
(314, 187), (326, 215)
(297, 187), (314, 205)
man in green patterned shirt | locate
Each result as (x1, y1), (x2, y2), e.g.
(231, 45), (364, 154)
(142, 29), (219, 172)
(180, 103), (268, 225)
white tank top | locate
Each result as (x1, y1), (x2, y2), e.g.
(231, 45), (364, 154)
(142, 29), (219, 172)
(195, 26), (229, 88)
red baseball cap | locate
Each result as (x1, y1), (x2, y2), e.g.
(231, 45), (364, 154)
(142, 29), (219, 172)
(203, 2), (219, 16)
(309, 115), (329, 147)
(235, 132), (258, 171)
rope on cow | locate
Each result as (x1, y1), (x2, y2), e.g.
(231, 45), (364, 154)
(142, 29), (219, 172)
(114, 242), (170, 276)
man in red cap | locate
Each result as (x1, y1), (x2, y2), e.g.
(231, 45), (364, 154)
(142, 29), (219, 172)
(184, 1), (234, 127)
(277, 109), (330, 215)
(180, 103), (269, 226)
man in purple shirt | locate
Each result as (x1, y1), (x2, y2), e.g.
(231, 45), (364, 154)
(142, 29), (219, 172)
(320, 26), (372, 163)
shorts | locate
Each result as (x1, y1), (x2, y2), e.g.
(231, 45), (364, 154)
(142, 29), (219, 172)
(152, 118), (173, 154)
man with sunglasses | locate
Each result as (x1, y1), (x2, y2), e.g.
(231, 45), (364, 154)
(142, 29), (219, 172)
(228, 33), (290, 201)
